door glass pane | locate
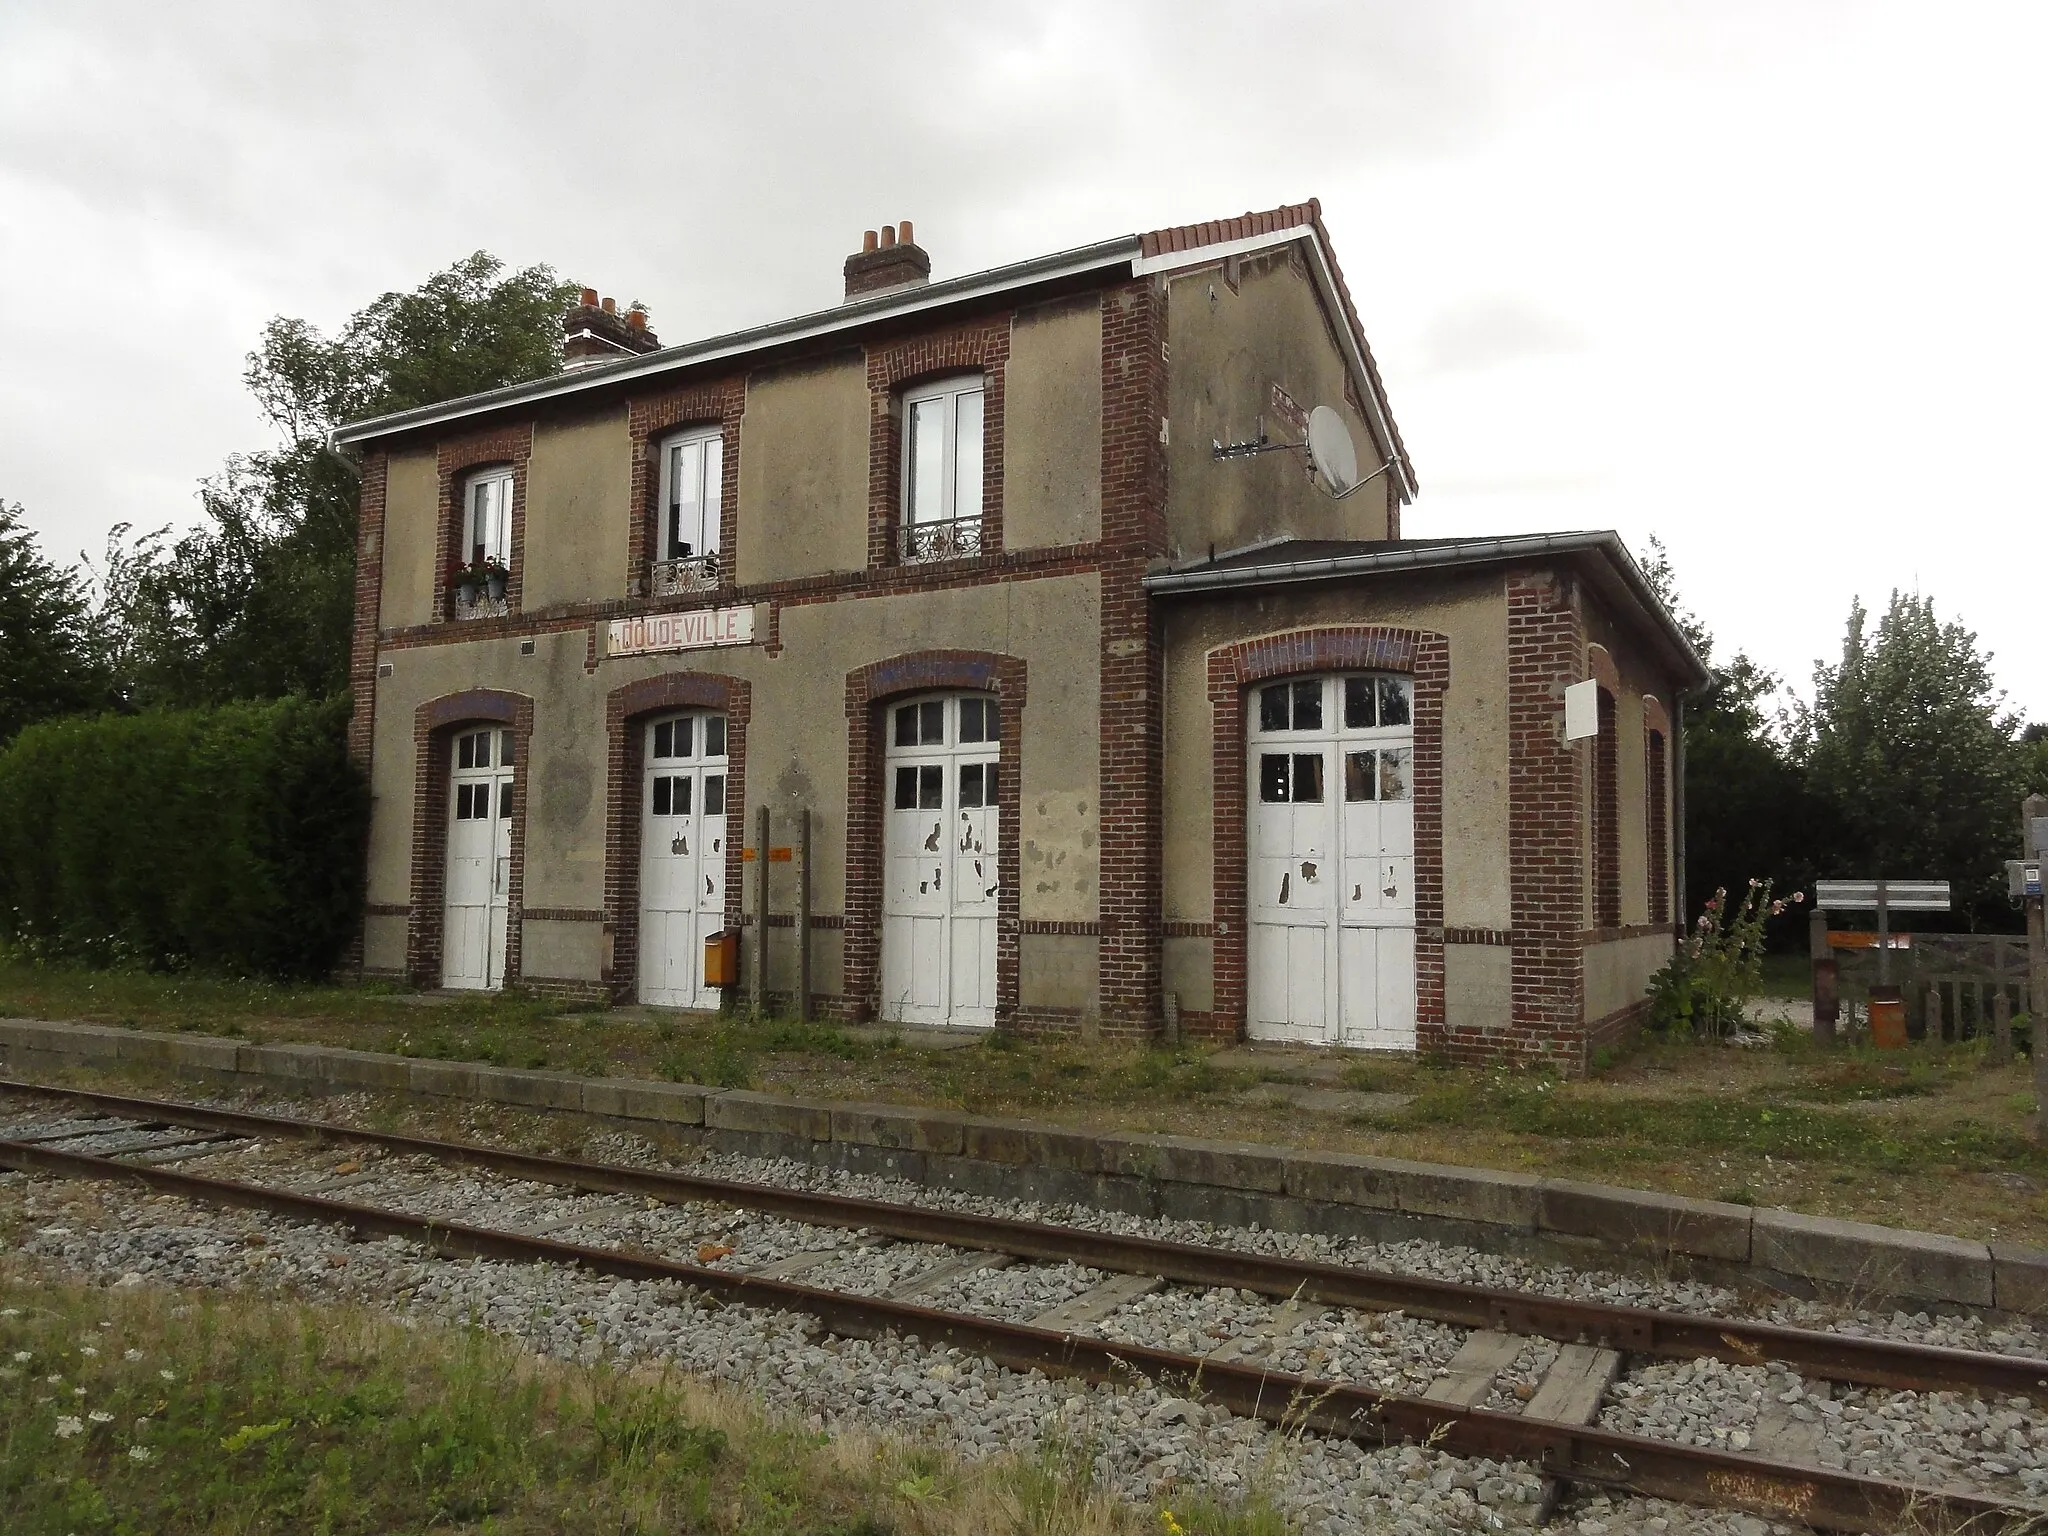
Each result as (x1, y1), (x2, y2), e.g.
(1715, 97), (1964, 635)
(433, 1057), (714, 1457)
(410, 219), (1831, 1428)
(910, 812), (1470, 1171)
(917, 764), (943, 809)
(1378, 677), (1413, 727)
(959, 762), (985, 807)
(704, 716), (726, 758)
(985, 763), (998, 802)
(1378, 748), (1412, 801)
(908, 397), (945, 524)
(673, 717), (694, 759)
(1259, 753), (1291, 802)
(1292, 680), (1323, 730)
(671, 776), (692, 816)
(894, 766), (918, 809)
(1292, 753), (1325, 802)
(498, 780), (513, 819)
(959, 698), (985, 743)
(953, 389), (983, 521)
(499, 731), (514, 767)
(1259, 686), (1290, 733)
(654, 721), (673, 759)
(653, 777), (671, 816)
(983, 699), (999, 741)
(1344, 677), (1375, 730)
(1345, 750), (1376, 802)
(454, 784), (471, 819)
(458, 733), (476, 770)
(704, 774), (725, 815)
(919, 700), (944, 743)
(895, 705), (919, 747)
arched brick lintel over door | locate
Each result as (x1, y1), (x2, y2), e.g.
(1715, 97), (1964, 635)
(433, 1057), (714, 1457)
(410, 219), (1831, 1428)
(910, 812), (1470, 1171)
(1205, 626), (1450, 1047)
(407, 688), (534, 988)
(843, 650), (1028, 1023)
(602, 671), (752, 1002)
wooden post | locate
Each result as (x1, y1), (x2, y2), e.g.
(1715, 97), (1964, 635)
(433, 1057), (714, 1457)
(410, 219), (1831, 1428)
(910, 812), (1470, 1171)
(755, 803), (771, 1017)
(1926, 982), (1942, 1046)
(1810, 906), (1836, 1045)
(798, 807), (812, 1023)
(1994, 985), (2013, 1066)
(2026, 795), (2047, 1140)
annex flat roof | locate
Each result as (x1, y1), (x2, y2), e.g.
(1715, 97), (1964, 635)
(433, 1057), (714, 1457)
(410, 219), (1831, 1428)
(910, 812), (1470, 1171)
(1144, 532), (1711, 690)
(331, 200), (1416, 502)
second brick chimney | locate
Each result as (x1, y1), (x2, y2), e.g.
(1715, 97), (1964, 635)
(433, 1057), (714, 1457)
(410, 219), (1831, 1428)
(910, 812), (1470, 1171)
(843, 222), (930, 301)
(563, 288), (662, 370)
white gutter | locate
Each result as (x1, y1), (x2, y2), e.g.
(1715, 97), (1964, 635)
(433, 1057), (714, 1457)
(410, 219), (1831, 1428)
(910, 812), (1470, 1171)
(1144, 531), (1709, 685)
(330, 236), (1141, 450)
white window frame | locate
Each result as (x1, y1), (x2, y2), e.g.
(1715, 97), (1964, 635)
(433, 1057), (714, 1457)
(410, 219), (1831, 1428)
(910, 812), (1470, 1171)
(657, 425), (724, 563)
(464, 467), (514, 567)
(900, 374), (984, 528)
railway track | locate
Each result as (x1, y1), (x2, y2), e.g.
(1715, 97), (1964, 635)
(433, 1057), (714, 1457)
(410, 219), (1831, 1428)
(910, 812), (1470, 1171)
(1, 1075), (2041, 1533)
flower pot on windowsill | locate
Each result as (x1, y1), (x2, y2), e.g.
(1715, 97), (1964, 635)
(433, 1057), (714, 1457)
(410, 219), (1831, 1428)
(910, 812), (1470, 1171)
(454, 580), (480, 609)
(485, 570), (508, 602)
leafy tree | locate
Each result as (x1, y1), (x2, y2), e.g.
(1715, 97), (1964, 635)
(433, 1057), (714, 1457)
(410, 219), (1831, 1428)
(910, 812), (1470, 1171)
(101, 253), (579, 707)
(1638, 538), (1830, 934)
(0, 500), (108, 742)
(1787, 592), (2026, 929)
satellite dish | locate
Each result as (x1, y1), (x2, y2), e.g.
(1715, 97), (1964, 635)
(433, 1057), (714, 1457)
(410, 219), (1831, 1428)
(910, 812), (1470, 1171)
(1306, 405), (1359, 495)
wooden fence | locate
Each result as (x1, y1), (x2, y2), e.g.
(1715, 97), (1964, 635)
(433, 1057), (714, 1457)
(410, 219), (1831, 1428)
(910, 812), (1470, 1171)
(1830, 933), (2030, 1045)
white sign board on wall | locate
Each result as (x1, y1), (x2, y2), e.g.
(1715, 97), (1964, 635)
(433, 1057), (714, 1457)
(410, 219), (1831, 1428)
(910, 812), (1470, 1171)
(1563, 678), (1599, 741)
(607, 605), (758, 659)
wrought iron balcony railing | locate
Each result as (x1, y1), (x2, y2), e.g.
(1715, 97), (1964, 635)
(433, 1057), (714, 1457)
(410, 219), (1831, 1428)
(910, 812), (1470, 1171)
(652, 553), (722, 596)
(900, 516), (983, 564)
(452, 589), (510, 620)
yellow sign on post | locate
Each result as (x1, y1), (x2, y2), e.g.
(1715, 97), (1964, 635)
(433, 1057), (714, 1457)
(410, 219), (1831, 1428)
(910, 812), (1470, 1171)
(740, 847), (793, 862)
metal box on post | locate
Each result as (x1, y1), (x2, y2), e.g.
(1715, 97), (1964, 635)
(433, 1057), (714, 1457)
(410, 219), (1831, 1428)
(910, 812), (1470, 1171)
(702, 929), (739, 988)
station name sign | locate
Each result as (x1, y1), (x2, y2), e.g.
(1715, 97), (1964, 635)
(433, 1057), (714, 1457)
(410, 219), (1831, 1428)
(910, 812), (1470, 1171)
(607, 605), (757, 659)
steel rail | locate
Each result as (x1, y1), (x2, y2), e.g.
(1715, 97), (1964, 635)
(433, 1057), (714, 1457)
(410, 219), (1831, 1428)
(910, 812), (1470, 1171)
(0, 1135), (2024, 1535)
(3, 1076), (2043, 1402)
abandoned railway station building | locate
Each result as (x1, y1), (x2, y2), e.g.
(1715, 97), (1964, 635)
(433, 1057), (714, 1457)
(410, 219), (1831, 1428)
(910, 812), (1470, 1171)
(337, 199), (1708, 1070)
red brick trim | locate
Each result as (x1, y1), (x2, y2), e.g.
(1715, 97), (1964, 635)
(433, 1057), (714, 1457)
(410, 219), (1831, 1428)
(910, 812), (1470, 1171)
(1204, 625), (1450, 1047)
(1585, 642), (1620, 693)
(1583, 922), (1672, 943)
(1445, 927), (1515, 946)
(436, 425), (534, 619)
(1096, 280), (1171, 1032)
(842, 651), (1027, 1022)
(1641, 694), (1670, 735)
(1593, 686), (1620, 929)
(626, 377), (745, 597)
(405, 688), (534, 988)
(1502, 569), (1588, 1070)
(865, 316), (1011, 567)
(344, 451), (389, 976)
(601, 670), (752, 1002)
(1160, 921), (1216, 938)
(365, 902), (410, 919)
(1645, 724), (1670, 926)
(1019, 920), (1102, 936)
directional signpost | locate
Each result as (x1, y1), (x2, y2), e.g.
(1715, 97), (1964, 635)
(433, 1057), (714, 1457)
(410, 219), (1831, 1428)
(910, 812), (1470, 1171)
(1812, 879), (1951, 1049)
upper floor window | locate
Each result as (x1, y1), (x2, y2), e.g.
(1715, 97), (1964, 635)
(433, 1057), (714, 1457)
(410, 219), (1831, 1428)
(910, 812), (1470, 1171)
(465, 468), (513, 567)
(655, 426), (724, 596)
(901, 375), (983, 563)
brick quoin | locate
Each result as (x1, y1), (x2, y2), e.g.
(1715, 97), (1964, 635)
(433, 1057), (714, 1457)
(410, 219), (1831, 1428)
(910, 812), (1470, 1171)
(1203, 626), (1450, 1048)
(841, 652), (1027, 1023)
(405, 689), (534, 989)
(1095, 279), (1169, 1032)
(342, 451), (389, 974)
(600, 672), (752, 1002)
(1495, 568), (1589, 1072)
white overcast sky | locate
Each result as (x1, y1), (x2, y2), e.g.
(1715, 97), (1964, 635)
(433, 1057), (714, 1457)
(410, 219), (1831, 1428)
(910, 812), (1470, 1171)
(2, 2), (2042, 717)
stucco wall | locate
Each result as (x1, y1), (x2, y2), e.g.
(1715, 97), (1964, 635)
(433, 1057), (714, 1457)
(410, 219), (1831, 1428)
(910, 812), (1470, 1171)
(524, 918), (601, 982)
(1020, 933), (1096, 1011)
(363, 571), (1103, 995)
(1162, 248), (1391, 562)
(736, 353), (871, 585)
(1158, 572), (1509, 932)
(362, 913), (407, 974)
(1003, 297), (1102, 550)
(378, 449), (441, 630)
(523, 409), (630, 612)
(1445, 943), (1511, 1039)
(1585, 931), (1673, 1022)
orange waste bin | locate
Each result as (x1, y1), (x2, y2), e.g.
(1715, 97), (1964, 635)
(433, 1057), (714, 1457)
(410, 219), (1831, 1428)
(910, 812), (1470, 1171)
(703, 930), (738, 988)
(1868, 985), (1907, 1049)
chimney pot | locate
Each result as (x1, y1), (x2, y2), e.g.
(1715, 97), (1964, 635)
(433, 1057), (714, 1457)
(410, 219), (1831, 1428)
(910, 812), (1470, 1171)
(627, 309), (646, 330)
(601, 295), (617, 314)
(579, 286), (599, 308)
(863, 229), (879, 253)
(879, 224), (897, 249)
(843, 223), (930, 300)
(898, 219), (913, 246)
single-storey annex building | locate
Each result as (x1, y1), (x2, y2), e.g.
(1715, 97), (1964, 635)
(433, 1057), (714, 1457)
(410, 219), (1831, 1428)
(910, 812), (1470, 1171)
(335, 199), (1708, 1070)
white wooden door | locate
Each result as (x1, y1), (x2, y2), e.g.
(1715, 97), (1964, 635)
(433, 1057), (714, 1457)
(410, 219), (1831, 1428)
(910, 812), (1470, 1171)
(1248, 674), (1416, 1049)
(639, 713), (728, 1009)
(882, 693), (999, 1028)
(443, 727), (513, 990)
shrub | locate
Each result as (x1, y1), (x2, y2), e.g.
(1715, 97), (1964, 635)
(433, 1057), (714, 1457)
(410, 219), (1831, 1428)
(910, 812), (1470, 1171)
(0, 694), (366, 978)
(1647, 878), (1804, 1038)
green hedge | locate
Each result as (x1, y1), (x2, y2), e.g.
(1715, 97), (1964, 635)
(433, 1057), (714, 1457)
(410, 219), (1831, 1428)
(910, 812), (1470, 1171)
(0, 694), (367, 978)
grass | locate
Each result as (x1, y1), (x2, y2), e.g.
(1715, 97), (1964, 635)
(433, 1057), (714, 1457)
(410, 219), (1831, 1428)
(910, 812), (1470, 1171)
(0, 1265), (1287, 1536)
(9, 949), (2048, 1248)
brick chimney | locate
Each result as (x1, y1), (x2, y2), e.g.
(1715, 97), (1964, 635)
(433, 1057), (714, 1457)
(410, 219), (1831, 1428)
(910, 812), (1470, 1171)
(843, 222), (930, 301)
(563, 288), (661, 370)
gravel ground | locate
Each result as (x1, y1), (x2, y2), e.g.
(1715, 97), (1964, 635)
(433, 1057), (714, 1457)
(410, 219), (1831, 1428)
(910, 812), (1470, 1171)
(8, 1086), (2043, 1533)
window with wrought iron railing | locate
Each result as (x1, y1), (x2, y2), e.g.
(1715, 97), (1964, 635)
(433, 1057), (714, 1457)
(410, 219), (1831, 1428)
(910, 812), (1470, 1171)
(656, 424), (724, 589)
(900, 375), (983, 564)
